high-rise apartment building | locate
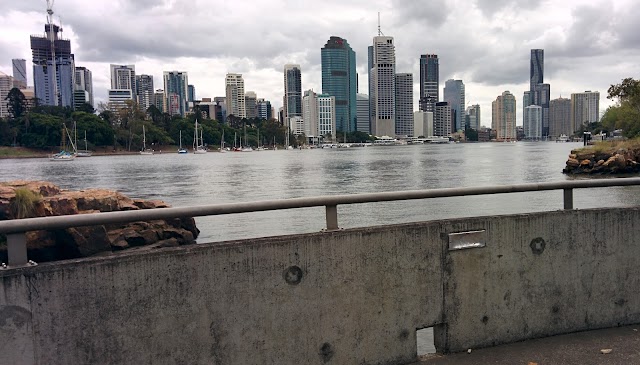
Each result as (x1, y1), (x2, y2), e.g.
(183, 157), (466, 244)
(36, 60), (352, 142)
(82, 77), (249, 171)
(571, 91), (600, 134)
(524, 105), (543, 140)
(257, 99), (271, 120)
(135, 74), (154, 111)
(465, 104), (481, 130)
(284, 64), (302, 122)
(0, 72), (14, 118)
(12, 59), (27, 89)
(356, 93), (370, 134)
(153, 89), (165, 112)
(395, 73), (413, 136)
(549, 97), (571, 138)
(225, 73), (246, 118)
(74, 66), (93, 108)
(443, 79), (465, 131)
(433, 102), (452, 137)
(419, 54), (439, 112)
(188, 85), (195, 102)
(303, 90), (319, 138)
(321, 36), (357, 133)
(318, 94), (336, 141)
(492, 91), (517, 141)
(163, 71), (189, 116)
(534, 83), (550, 136)
(369, 36), (396, 137)
(245, 91), (257, 119)
(414, 111), (434, 137)
(110, 64), (135, 90)
(31, 23), (75, 107)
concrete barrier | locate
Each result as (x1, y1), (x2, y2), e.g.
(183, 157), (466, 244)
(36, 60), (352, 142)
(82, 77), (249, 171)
(1, 207), (639, 364)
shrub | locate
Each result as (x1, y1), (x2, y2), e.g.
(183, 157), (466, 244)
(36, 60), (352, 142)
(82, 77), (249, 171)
(10, 188), (42, 219)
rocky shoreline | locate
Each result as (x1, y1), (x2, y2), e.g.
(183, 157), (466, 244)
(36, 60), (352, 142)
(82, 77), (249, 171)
(563, 146), (640, 175)
(0, 181), (199, 263)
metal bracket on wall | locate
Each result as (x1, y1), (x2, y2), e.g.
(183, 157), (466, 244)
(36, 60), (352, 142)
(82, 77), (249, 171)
(448, 230), (486, 251)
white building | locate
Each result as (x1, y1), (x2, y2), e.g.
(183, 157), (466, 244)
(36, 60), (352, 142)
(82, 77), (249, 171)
(288, 116), (307, 136)
(0, 72), (14, 118)
(524, 105), (543, 140)
(225, 73), (246, 118)
(108, 89), (134, 112)
(356, 93), (369, 134)
(571, 91), (600, 133)
(302, 90), (319, 138)
(413, 111), (434, 137)
(318, 94), (336, 141)
(110, 64), (135, 91)
(370, 36), (396, 137)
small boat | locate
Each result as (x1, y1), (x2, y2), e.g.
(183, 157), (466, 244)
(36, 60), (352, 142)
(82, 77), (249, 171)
(76, 130), (92, 157)
(178, 130), (188, 153)
(50, 125), (76, 161)
(193, 117), (207, 154)
(140, 125), (154, 155)
(556, 134), (570, 143)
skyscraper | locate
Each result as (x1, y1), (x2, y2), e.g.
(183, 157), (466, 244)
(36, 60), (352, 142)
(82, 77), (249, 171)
(135, 74), (154, 111)
(257, 99), (271, 120)
(74, 66), (93, 108)
(492, 91), (516, 141)
(570, 91), (600, 134)
(549, 97), (571, 138)
(283, 64), (302, 122)
(534, 83), (550, 136)
(12, 59), (27, 89)
(443, 79), (465, 131)
(369, 35), (396, 137)
(245, 91), (257, 119)
(433, 102), (451, 137)
(110, 65), (136, 91)
(188, 85), (195, 102)
(356, 93), (370, 134)
(318, 94), (336, 141)
(30, 22), (75, 107)
(394, 73), (413, 136)
(0, 72), (13, 118)
(163, 71), (189, 116)
(524, 105), (542, 140)
(465, 104), (481, 130)
(225, 73), (246, 118)
(321, 36), (357, 133)
(529, 49), (550, 137)
(154, 89), (165, 112)
(419, 54), (439, 112)
(302, 90), (319, 138)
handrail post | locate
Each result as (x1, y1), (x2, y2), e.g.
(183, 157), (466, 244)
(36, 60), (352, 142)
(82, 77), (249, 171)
(325, 205), (338, 230)
(563, 188), (573, 210)
(7, 233), (28, 267)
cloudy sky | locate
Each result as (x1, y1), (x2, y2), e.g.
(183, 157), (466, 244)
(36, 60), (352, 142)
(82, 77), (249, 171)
(1, 0), (639, 126)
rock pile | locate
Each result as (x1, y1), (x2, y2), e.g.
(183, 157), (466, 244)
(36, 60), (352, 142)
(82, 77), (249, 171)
(0, 181), (199, 263)
(563, 148), (640, 175)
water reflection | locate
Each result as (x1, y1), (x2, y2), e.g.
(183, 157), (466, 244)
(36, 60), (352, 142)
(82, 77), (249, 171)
(2, 142), (640, 243)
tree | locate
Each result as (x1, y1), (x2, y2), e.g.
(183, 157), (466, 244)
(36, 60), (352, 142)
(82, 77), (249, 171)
(5, 88), (27, 119)
(75, 103), (95, 114)
(465, 128), (479, 141)
(602, 78), (640, 138)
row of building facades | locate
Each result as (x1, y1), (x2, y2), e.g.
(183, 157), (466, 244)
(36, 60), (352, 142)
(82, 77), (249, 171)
(0, 20), (601, 141)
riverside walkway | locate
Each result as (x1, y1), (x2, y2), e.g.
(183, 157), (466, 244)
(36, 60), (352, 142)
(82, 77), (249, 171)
(416, 325), (640, 364)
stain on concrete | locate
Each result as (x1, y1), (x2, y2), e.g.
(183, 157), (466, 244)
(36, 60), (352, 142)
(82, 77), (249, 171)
(615, 298), (626, 306)
(552, 305), (560, 313)
(399, 329), (409, 340)
(319, 342), (334, 362)
(530, 237), (546, 255)
(0, 305), (31, 329)
(482, 316), (489, 324)
(283, 266), (303, 285)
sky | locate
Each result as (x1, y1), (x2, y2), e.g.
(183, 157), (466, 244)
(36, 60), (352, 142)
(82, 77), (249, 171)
(1, 0), (639, 126)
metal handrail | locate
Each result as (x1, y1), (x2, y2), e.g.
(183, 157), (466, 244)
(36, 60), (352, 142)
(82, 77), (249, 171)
(2, 177), (640, 267)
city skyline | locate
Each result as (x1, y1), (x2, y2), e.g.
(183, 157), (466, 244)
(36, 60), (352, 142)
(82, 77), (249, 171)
(1, 1), (638, 126)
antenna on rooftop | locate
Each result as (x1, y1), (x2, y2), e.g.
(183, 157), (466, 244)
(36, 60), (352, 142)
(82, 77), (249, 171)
(377, 12), (384, 36)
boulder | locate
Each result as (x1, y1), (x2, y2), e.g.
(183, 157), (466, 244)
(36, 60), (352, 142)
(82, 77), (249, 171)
(580, 159), (592, 167)
(0, 181), (200, 263)
(566, 158), (580, 167)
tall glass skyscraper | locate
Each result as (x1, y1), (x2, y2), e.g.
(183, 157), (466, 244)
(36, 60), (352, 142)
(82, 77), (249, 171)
(284, 64), (302, 122)
(419, 54), (439, 112)
(530, 49), (550, 137)
(31, 23), (75, 107)
(163, 71), (189, 116)
(443, 79), (465, 132)
(321, 36), (357, 133)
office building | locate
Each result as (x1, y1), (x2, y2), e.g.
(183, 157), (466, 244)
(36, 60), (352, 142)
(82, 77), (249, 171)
(369, 35), (396, 137)
(443, 79), (465, 131)
(530, 49), (544, 102)
(534, 83), (551, 136)
(245, 91), (257, 119)
(108, 89), (134, 111)
(110, 64), (135, 91)
(225, 73), (246, 118)
(523, 90), (531, 125)
(492, 91), (517, 141)
(31, 22), (75, 107)
(162, 71), (188, 116)
(571, 91), (600, 134)
(153, 89), (165, 112)
(321, 36), (357, 132)
(395, 73), (413, 136)
(466, 104), (481, 130)
(356, 93), (370, 134)
(74, 66), (93, 108)
(303, 90), (319, 138)
(414, 111), (434, 137)
(0, 72), (14, 118)
(12, 59), (27, 89)
(419, 54), (439, 112)
(284, 64), (302, 122)
(214, 96), (227, 122)
(135, 74), (154, 111)
(524, 105), (543, 139)
(318, 94), (336, 141)
(433, 102), (452, 137)
(257, 99), (271, 120)
(188, 85), (195, 102)
(549, 97), (571, 138)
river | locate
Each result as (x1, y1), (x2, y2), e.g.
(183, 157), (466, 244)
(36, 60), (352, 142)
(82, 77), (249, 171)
(2, 142), (639, 243)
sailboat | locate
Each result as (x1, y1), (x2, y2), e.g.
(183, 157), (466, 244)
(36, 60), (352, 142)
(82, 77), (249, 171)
(50, 124), (76, 161)
(193, 117), (207, 154)
(76, 130), (92, 157)
(219, 130), (227, 153)
(140, 125), (154, 155)
(178, 130), (188, 153)
(256, 129), (265, 151)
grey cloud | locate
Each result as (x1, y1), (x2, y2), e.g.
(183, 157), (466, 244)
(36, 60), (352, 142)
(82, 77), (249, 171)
(390, 0), (451, 28)
(475, 0), (543, 17)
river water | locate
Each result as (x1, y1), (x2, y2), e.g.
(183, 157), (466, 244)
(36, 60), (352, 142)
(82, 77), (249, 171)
(2, 142), (639, 243)
(2, 141), (639, 354)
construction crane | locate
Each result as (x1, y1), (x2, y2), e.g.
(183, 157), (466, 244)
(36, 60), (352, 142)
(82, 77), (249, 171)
(46, 0), (59, 106)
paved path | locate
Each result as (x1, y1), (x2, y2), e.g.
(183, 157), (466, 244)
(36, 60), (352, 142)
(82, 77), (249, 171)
(414, 325), (640, 365)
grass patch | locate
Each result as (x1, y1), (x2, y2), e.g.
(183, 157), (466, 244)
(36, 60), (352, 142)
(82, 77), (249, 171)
(0, 147), (46, 157)
(10, 188), (42, 219)
(576, 138), (640, 154)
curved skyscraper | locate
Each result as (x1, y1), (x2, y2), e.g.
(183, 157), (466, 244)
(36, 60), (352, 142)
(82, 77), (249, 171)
(321, 36), (357, 133)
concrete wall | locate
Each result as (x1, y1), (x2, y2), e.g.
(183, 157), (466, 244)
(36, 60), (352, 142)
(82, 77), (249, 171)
(0, 208), (639, 364)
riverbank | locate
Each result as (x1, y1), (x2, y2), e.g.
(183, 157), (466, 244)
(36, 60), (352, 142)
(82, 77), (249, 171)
(0, 146), (186, 159)
(563, 139), (640, 175)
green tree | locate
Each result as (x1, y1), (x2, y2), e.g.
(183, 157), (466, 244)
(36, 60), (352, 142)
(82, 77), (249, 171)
(602, 77), (640, 138)
(465, 128), (479, 141)
(5, 88), (27, 119)
(75, 103), (95, 114)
